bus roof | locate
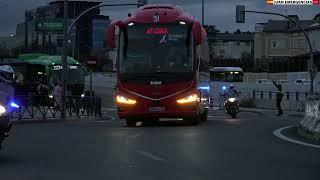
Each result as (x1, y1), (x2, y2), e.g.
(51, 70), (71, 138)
(26, 56), (80, 66)
(123, 4), (195, 24)
(210, 67), (243, 72)
(18, 53), (49, 61)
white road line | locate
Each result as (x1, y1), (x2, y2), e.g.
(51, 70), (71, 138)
(103, 108), (117, 111)
(273, 126), (320, 149)
(136, 150), (167, 162)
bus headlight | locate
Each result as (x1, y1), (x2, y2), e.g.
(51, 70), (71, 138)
(177, 94), (199, 104)
(0, 105), (6, 116)
(116, 95), (136, 105)
(49, 95), (54, 99)
(81, 94), (85, 98)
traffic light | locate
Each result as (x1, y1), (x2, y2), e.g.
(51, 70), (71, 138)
(138, 0), (148, 8)
(236, 5), (245, 23)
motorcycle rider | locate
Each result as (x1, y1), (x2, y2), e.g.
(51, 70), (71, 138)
(226, 84), (239, 98)
(0, 65), (15, 150)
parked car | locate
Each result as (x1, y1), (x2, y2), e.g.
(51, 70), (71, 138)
(295, 79), (311, 85)
(277, 80), (288, 84)
(256, 79), (272, 84)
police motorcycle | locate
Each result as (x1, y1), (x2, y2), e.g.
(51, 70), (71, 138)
(222, 84), (240, 119)
(0, 65), (19, 150)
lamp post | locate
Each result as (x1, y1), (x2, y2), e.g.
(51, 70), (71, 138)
(61, 0), (68, 120)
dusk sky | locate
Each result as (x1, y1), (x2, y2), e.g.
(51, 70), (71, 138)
(0, 0), (319, 36)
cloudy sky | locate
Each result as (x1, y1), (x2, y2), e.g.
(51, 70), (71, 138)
(0, 0), (319, 36)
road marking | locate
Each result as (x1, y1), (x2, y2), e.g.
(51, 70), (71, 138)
(103, 108), (117, 111)
(273, 126), (320, 149)
(136, 150), (167, 162)
(64, 115), (116, 124)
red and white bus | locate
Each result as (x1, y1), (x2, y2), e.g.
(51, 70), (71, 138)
(107, 4), (210, 126)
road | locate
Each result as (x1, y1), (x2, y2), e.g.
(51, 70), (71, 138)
(1, 107), (319, 180)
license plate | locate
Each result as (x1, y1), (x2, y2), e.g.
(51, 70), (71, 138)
(149, 107), (165, 112)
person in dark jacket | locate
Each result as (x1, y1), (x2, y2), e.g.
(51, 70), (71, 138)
(273, 80), (284, 116)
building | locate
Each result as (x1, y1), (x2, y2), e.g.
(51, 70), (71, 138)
(92, 15), (111, 50)
(254, 14), (320, 72)
(207, 30), (254, 72)
(19, 1), (112, 60)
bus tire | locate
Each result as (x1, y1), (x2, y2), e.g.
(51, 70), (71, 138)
(126, 119), (137, 127)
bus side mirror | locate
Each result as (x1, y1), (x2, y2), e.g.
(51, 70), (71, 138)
(192, 21), (202, 46)
(106, 20), (123, 49)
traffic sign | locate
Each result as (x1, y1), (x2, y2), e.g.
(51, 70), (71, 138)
(35, 19), (64, 33)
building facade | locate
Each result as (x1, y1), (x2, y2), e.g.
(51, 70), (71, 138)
(19, 1), (112, 60)
(254, 14), (320, 72)
(207, 30), (254, 72)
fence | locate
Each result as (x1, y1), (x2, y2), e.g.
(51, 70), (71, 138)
(10, 95), (102, 120)
(251, 91), (320, 111)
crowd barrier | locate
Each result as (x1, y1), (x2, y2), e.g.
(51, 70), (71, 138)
(11, 95), (102, 120)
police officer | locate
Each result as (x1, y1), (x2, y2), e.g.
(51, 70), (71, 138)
(273, 80), (284, 116)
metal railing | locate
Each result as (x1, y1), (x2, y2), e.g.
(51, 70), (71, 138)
(252, 91), (320, 101)
(11, 95), (102, 120)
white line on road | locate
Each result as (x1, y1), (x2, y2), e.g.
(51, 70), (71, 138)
(273, 126), (320, 149)
(136, 150), (167, 162)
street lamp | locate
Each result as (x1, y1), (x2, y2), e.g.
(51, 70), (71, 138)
(236, 5), (315, 93)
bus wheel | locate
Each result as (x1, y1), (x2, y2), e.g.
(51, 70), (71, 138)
(126, 119), (137, 127)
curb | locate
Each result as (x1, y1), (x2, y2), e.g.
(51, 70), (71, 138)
(241, 108), (305, 117)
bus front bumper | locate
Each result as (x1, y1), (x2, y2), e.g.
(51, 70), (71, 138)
(117, 106), (200, 120)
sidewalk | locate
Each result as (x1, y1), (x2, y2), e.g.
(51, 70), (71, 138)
(10, 115), (112, 125)
(240, 107), (305, 117)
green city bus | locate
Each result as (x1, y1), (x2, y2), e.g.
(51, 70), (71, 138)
(18, 54), (87, 96)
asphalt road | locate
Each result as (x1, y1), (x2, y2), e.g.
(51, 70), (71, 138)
(1, 108), (319, 180)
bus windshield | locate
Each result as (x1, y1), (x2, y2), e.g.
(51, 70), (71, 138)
(119, 23), (193, 78)
(210, 71), (243, 82)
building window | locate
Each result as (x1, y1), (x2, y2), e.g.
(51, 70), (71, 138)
(271, 40), (278, 49)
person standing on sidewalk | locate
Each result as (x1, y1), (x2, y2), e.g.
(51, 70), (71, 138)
(272, 80), (284, 116)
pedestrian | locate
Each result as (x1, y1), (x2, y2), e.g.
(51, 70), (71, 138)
(272, 80), (284, 116)
(53, 82), (62, 110)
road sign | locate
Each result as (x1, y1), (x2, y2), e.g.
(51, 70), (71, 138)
(35, 19), (63, 33)
(236, 5), (246, 23)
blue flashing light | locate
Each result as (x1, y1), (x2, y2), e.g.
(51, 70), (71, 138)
(222, 86), (227, 90)
(199, 86), (210, 90)
(10, 102), (19, 108)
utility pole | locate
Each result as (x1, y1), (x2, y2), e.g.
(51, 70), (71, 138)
(61, 0), (68, 120)
(202, 0), (204, 26)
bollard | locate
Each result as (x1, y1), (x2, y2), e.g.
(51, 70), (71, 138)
(296, 92), (299, 101)
(253, 91), (256, 99)
(287, 92), (290, 101)
(269, 92), (272, 99)
(260, 91), (263, 99)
